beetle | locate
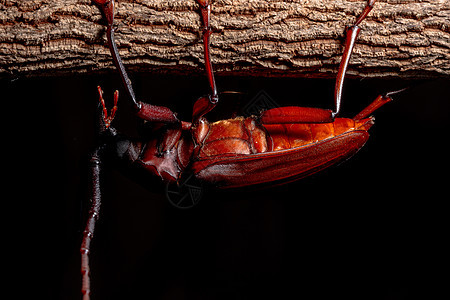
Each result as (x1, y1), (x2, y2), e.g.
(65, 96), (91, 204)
(81, 0), (391, 299)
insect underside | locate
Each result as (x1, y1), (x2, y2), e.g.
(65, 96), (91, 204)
(81, 1), (391, 299)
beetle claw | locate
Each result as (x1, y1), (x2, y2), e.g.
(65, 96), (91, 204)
(97, 86), (118, 128)
(384, 87), (409, 98)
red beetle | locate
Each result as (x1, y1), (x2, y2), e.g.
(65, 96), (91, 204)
(82, 0), (390, 299)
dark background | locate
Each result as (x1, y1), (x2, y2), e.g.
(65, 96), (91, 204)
(6, 73), (448, 300)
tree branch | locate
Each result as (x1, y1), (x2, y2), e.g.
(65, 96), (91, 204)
(1, 0), (449, 79)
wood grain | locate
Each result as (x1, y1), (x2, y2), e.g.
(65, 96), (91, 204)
(0, 0), (449, 78)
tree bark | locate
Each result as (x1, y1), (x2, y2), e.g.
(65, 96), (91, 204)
(0, 0), (449, 79)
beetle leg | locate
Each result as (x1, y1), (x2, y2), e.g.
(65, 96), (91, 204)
(192, 0), (218, 123)
(192, 95), (216, 123)
(261, 1), (376, 125)
(353, 94), (391, 121)
(333, 0), (376, 117)
(260, 106), (334, 124)
(198, 0), (218, 102)
(92, 0), (138, 108)
(93, 0), (180, 124)
(80, 147), (103, 300)
(353, 87), (408, 121)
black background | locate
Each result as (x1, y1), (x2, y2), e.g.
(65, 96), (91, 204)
(6, 73), (448, 300)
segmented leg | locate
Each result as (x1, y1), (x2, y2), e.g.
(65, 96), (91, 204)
(353, 94), (391, 121)
(353, 87), (407, 121)
(192, 0), (219, 123)
(333, 0), (376, 117)
(80, 148), (103, 300)
(93, 0), (179, 123)
(198, 0), (218, 102)
(93, 0), (138, 109)
(261, 0), (376, 125)
(261, 106), (333, 124)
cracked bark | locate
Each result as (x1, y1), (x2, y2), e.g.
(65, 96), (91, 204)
(0, 0), (449, 79)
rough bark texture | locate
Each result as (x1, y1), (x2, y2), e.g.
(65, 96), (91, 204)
(0, 0), (449, 79)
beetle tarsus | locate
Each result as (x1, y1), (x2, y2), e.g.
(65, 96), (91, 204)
(385, 87), (409, 98)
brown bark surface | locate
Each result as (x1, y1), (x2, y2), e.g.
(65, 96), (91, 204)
(1, 0), (449, 79)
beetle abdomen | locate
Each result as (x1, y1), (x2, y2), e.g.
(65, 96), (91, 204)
(197, 117), (268, 158)
(192, 117), (374, 188)
(193, 130), (369, 188)
(196, 116), (372, 158)
(264, 118), (371, 151)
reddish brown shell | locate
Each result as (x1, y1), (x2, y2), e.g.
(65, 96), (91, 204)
(191, 117), (374, 188)
(135, 114), (374, 188)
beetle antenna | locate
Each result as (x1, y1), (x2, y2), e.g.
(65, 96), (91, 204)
(81, 147), (104, 300)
